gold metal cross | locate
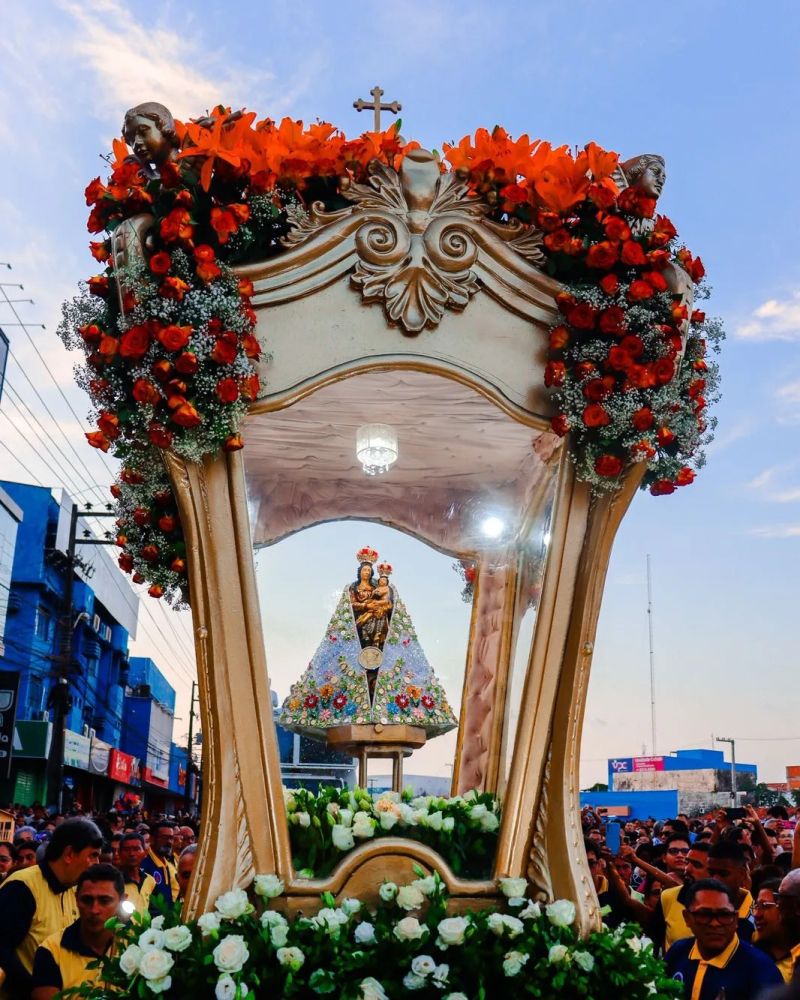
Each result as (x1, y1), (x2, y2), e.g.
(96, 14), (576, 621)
(353, 86), (401, 131)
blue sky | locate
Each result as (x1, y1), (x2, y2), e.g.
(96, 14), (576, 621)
(0, 0), (799, 783)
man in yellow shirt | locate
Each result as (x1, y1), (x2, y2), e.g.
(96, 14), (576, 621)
(118, 833), (156, 914)
(31, 863), (122, 999)
(775, 869), (800, 981)
(0, 818), (102, 998)
(140, 821), (179, 910)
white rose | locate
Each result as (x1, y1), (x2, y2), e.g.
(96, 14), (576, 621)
(379, 881), (398, 902)
(354, 920), (376, 944)
(394, 916), (426, 942)
(397, 884), (425, 911)
(314, 907), (349, 935)
(332, 823), (355, 851)
(411, 954), (437, 976)
(339, 808), (353, 827)
(270, 923), (289, 947)
(444, 994), (467, 1000)
(283, 788), (296, 811)
(548, 943), (569, 964)
(442, 817), (455, 832)
(403, 972), (426, 990)
(398, 804), (418, 826)
(574, 950), (595, 972)
(502, 915), (524, 939)
(546, 899), (576, 928)
(379, 810), (399, 831)
(139, 948), (174, 982)
(503, 950), (529, 977)
(138, 928), (166, 952)
(360, 978), (389, 1000)
(433, 964), (449, 986)
(296, 811), (311, 827)
(215, 974), (237, 1000)
(469, 804), (488, 821)
(487, 912), (506, 936)
(519, 900), (542, 920)
(253, 874), (284, 899)
(412, 876), (437, 897)
(341, 897), (361, 916)
(276, 946), (305, 971)
(215, 888), (251, 921)
(119, 944), (143, 976)
(481, 812), (499, 832)
(352, 811), (375, 839)
(436, 916), (468, 947)
(147, 976), (172, 994)
(627, 935), (643, 954)
(499, 877), (528, 899)
(198, 912), (222, 935)
(163, 926), (193, 953)
(425, 811), (443, 832)
(213, 934), (250, 974)
(260, 910), (288, 932)
(150, 916), (166, 931)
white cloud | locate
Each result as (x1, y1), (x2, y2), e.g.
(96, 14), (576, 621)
(777, 380), (800, 404)
(737, 291), (800, 341)
(749, 524), (800, 539)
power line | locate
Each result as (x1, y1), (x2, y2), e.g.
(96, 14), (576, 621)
(0, 435), (45, 486)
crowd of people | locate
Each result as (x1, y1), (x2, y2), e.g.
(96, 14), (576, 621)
(582, 803), (800, 999)
(0, 803), (198, 998)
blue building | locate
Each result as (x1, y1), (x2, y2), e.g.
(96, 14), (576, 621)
(121, 657), (178, 806)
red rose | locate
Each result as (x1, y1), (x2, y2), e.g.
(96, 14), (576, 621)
(223, 434), (244, 451)
(544, 361), (566, 387)
(607, 345), (632, 371)
(132, 507), (150, 527)
(556, 291), (576, 314)
(210, 207), (239, 244)
(132, 378), (160, 405)
(141, 545), (159, 563)
(693, 359), (708, 373)
(619, 334), (644, 358)
(627, 279), (654, 301)
(603, 216), (631, 242)
(631, 407), (654, 431)
(620, 240), (647, 267)
(650, 479), (676, 496)
(599, 274), (620, 296)
(88, 275), (109, 297)
(649, 214), (677, 247)
(88, 378), (109, 396)
(599, 306), (626, 335)
(586, 241), (618, 269)
(148, 585), (164, 599)
(574, 361), (596, 381)
(86, 431), (110, 452)
(175, 352), (199, 375)
(158, 161), (181, 188)
(656, 426), (675, 447)
(84, 177), (106, 206)
(688, 378), (706, 398)
(550, 414), (570, 437)
(119, 325), (151, 359)
(653, 358), (675, 384)
(647, 249), (671, 269)
(148, 423), (173, 449)
(694, 395), (707, 413)
(151, 359), (173, 382)
(594, 454), (624, 478)
(158, 514), (176, 533)
(676, 467), (695, 486)
(690, 256), (705, 282)
(582, 378), (611, 402)
(132, 573), (145, 584)
(194, 245), (216, 263)
(211, 335), (238, 365)
(549, 326), (570, 350)
(626, 365), (656, 389)
(89, 241), (109, 262)
(197, 260), (221, 283)
(215, 377), (239, 403)
(587, 182), (616, 209)
(79, 324), (102, 344)
(98, 335), (119, 358)
(238, 278), (255, 298)
(160, 207), (193, 243)
(691, 310), (706, 325)
(118, 553), (134, 574)
(544, 229), (572, 253)
(156, 324), (193, 352)
(537, 210), (563, 232)
(171, 557), (186, 574)
(240, 333), (261, 359)
(171, 402), (202, 428)
(582, 404), (611, 428)
(567, 302), (597, 330)
(630, 439), (656, 459)
(240, 373), (260, 401)
(643, 270), (669, 292)
(159, 276), (190, 301)
(149, 251), (172, 275)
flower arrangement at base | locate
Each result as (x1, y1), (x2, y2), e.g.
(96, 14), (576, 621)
(62, 106), (722, 600)
(284, 786), (500, 879)
(62, 871), (680, 999)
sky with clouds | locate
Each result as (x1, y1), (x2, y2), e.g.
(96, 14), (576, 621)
(0, 0), (799, 784)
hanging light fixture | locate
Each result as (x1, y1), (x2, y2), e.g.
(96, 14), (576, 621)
(356, 423), (398, 476)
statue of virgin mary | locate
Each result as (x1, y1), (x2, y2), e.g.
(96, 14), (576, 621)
(279, 547), (457, 738)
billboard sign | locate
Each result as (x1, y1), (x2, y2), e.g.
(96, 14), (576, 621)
(0, 671), (20, 778)
(64, 730), (91, 770)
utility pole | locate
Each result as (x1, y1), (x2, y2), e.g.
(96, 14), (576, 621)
(185, 680), (197, 816)
(717, 736), (737, 803)
(46, 503), (118, 813)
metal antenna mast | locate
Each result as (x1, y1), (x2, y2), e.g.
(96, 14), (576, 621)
(646, 554), (657, 755)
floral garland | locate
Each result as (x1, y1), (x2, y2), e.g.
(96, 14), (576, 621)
(285, 787), (499, 879)
(62, 112), (721, 601)
(63, 871), (680, 999)
(452, 560), (476, 604)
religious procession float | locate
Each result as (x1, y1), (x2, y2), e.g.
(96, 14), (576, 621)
(58, 88), (721, 997)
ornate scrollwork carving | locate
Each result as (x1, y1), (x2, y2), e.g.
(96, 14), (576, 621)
(280, 148), (546, 334)
(527, 745), (553, 901)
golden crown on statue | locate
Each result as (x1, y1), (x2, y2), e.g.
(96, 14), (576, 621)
(356, 546), (379, 565)
(376, 562), (393, 577)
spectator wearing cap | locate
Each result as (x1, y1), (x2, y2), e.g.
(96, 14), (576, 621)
(0, 818), (102, 997)
(666, 878), (782, 1000)
(30, 863), (122, 999)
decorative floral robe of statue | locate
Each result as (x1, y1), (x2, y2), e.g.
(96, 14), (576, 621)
(279, 584), (457, 738)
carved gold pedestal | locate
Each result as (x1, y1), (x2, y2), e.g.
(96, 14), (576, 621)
(325, 724), (427, 792)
